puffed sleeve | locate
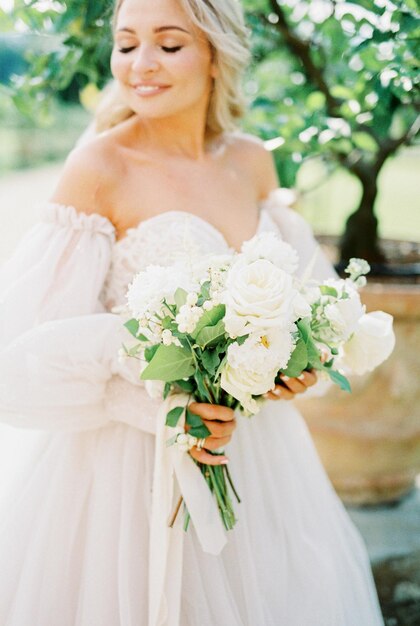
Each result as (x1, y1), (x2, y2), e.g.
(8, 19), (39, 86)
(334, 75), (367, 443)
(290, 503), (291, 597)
(261, 189), (337, 282)
(0, 203), (124, 431)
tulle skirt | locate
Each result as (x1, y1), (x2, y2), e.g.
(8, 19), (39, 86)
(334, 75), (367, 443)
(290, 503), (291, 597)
(0, 400), (384, 626)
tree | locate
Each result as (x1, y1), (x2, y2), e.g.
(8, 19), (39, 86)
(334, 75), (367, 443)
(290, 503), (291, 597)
(2, 0), (419, 263)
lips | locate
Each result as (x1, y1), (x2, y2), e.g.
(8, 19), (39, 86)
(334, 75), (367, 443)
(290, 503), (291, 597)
(132, 83), (171, 96)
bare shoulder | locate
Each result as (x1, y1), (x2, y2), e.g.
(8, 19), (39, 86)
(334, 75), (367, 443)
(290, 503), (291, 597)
(50, 131), (122, 220)
(223, 131), (279, 200)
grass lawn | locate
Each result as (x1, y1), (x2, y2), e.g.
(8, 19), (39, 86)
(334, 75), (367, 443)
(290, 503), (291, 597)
(297, 147), (420, 242)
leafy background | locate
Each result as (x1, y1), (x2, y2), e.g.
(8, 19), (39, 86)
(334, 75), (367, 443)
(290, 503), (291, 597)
(0, 0), (419, 258)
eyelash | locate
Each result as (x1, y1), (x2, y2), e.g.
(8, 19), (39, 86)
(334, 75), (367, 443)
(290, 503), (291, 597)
(118, 46), (183, 54)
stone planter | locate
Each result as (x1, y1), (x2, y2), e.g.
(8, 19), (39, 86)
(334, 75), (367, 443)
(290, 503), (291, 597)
(295, 283), (420, 505)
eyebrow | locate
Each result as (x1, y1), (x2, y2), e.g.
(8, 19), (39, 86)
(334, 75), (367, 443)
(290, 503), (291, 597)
(117, 25), (191, 35)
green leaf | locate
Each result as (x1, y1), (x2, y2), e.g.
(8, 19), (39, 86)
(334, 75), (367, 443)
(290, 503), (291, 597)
(124, 318), (139, 338)
(174, 379), (194, 393)
(194, 369), (213, 403)
(186, 408), (211, 438)
(163, 382), (172, 400)
(280, 338), (308, 378)
(195, 319), (226, 348)
(352, 132), (378, 152)
(165, 406), (185, 427)
(319, 285), (338, 298)
(191, 304), (225, 339)
(327, 369), (351, 393)
(306, 91), (326, 111)
(174, 287), (187, 309)
(201, 349), (221, 376)
(144, 344), (159, 362)
(141, 345), (195, 381)
(188, 424), (212, 438)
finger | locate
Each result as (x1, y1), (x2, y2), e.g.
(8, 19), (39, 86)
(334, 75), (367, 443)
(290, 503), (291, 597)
(202, 418), (236, 437)
(200, 436), (231, 451)
(278, 375), (306, 394)
(188, 402), (235, 422)
(189, 447), (229, 465)
(297, 370), (317, 387)
(265, 385), (295, 401)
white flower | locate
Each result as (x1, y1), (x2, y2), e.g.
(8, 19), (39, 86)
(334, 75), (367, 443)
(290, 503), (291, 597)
(241, 232), (299, 274)
(221, 362), (277, 415)
(127, 264), (195, 320)
(324, 292), (365, 341)
(222, 258), (299, 338)
(345, 258), (371, 282)
(337, 311), (395, 375)
(161, 329), (181, 347)
(227, 329), (295, 374)
(186, 292), (198, 306)
(144, 379), (166, 399)
(175, 304), (204, 334)
(293, 292), (312, 319)
(175, 432), (198, 452)
(302, 285), (321, 306)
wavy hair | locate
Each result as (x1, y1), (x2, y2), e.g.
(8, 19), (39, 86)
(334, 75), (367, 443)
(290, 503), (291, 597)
(95, 0), (250, 135)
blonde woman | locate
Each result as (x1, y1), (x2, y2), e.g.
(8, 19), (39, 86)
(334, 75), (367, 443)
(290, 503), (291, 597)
(0, 0), (384, 624)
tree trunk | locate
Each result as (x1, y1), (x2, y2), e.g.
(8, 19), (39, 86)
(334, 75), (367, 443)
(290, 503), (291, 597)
(339, 176), (385, 264)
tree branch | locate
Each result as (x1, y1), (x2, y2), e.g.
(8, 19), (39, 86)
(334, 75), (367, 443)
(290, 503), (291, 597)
(267, 0), (341, 115)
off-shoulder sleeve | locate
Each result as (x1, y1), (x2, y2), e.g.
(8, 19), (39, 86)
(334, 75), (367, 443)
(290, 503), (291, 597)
(261, 189), (337, 282)
(0, 203), (124, 431)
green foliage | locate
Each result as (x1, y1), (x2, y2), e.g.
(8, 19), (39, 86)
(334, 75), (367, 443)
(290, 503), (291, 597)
(141, 344), (195, 381)
(3, 0), (418, 256)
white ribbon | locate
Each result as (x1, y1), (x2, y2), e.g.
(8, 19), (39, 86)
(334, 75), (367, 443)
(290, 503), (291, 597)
(148, 393), (227, 626)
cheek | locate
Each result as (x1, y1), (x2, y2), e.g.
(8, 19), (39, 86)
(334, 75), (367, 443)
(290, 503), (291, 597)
(175, 50), (212, 86)
(110, 50), (127, 81)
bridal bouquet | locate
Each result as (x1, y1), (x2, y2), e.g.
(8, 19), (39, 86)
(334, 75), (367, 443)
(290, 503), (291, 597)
(122, 233), (394, 530)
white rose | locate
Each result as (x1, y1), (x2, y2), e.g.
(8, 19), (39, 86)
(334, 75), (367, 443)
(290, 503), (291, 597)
(241, 232), (299, 274)
(337, 311), (395, 375)
(227, 329), (295, 374)
(222, 258), (298, 338)
(324, 292), (365, 341)
(221, 363), (276, 415)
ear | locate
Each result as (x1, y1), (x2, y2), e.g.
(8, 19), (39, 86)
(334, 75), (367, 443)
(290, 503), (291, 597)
(210, 63), (219, 79)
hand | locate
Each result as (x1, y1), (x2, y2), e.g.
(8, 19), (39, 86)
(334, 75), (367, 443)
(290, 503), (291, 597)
(187, 402), (236, 466)
(265, 370), (317, 401)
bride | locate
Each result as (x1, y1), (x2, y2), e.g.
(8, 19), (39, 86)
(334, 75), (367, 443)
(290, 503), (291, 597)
(0, 0), (384, 624)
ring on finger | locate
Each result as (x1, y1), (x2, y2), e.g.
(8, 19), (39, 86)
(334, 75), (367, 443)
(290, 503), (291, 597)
(196, 437), (207, 451)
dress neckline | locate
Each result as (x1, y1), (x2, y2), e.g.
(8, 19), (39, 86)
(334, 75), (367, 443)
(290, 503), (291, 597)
(114, 208), (267, 254)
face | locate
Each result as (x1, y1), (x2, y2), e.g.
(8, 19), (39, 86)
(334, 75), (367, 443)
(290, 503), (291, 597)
(111, 0), (217, 122)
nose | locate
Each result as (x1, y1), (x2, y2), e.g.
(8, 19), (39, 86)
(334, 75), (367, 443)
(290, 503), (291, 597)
(131, 44), (160, 75)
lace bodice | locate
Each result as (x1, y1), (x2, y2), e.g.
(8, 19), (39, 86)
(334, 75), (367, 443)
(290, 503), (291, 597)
(101, 209), (278, 310)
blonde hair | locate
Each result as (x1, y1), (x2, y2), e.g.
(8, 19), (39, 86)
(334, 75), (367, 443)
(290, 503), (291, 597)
(95, 0), (251, 135)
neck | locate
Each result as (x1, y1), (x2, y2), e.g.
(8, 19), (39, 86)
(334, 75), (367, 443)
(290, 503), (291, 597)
(130, 104), (214, 161)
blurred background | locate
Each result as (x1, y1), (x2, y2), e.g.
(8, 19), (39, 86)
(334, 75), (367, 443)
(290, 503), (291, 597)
(0, 1), (419, 623)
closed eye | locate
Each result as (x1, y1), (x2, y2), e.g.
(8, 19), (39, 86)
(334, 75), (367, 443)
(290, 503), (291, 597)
(161, 46), (183, 53)
(118, 46), (136, 54)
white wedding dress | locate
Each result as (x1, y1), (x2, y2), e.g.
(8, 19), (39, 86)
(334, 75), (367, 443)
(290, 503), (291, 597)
(0, 191), (384, 626)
